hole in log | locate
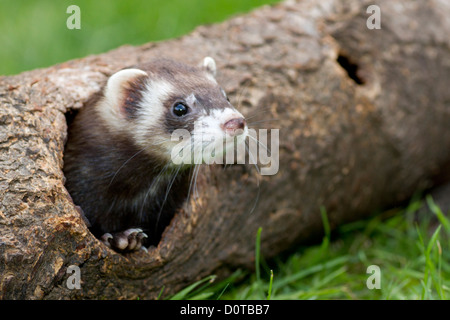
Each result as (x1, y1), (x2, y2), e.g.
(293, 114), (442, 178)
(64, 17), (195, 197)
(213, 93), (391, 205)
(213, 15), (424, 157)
(336, 53), (365, 85)
(62, 107), (189, 251)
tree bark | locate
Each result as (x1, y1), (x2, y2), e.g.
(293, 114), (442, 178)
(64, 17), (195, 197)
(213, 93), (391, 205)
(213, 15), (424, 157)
(0, 0), (449, 299)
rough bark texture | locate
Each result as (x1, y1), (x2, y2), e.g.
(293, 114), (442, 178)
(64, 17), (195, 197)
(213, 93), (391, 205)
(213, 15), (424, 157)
(1, 0), (449, 299)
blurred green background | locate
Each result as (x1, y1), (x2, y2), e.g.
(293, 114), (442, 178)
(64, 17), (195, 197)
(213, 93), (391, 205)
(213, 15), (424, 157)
(0, 0), (279, 76)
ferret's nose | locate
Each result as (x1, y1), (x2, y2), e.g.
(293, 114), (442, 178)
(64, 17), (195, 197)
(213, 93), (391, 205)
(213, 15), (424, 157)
(223, 117), (246, 136)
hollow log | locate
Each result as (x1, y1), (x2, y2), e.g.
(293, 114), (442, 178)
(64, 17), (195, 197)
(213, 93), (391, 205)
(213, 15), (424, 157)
(0, 0), (449, 299)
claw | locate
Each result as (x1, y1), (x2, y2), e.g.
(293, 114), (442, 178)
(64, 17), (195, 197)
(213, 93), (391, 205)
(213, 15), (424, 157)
(100, 228), (149, 253)
(100, 233), (113, 248)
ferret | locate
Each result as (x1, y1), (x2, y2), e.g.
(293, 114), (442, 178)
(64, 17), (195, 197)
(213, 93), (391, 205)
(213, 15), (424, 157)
(63, 57), (248, 252)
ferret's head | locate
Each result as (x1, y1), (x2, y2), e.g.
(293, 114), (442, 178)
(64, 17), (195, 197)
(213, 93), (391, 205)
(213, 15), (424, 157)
(98, 57), (247, 166)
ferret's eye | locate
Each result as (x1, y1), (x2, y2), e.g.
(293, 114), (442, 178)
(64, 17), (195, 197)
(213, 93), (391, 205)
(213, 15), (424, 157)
(173, 103), (188, 117)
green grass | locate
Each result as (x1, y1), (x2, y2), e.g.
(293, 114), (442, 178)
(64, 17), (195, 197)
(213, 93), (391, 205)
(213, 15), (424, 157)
(0, 0), (279, 76)
(168, 195), (450, 300)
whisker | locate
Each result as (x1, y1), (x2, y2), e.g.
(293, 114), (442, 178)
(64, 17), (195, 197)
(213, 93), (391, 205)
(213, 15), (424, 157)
(138, 162), (171, 221)
(247, 118), (280, 125)
(193, 162), (202, 200)
(187, 164), (200, 206)
(244, 107), (275, 120)
(245, 140), (261, 215)
(154, 165), (182, 234)
(107, 138), (173, 188)
(108, 147), (147, 188)
(248, 134), (271, 157)
(245, 140), (260, 175)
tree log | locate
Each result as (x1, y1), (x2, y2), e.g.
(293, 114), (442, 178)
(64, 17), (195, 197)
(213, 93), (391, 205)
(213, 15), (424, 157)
(1, 0), (449, 299)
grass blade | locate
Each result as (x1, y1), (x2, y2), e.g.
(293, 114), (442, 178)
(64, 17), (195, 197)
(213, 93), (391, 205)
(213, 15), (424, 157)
(320, 206), (331, 253)
(157, 286), (165, 300)
(267, 270), (274, 300)
(255, 227), (262, 284)
(170, 275), (216, 300)
(426, 195), (450, 233)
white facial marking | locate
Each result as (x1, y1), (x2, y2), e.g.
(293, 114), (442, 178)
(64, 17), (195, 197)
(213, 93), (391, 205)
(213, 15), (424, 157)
(220, 88), (228, 99)
(192, 107), (248, 163)
(201, 108), (246, 136)
(186, 93), (197, 106)
(133, 79), (175, 149)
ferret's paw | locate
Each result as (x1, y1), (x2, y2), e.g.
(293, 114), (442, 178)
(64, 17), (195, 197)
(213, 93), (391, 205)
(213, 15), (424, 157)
(101, 228), (148, 253)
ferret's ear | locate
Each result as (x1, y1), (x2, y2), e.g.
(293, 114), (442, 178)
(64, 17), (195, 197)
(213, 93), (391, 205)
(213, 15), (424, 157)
(105, 69), (148, 103)
(104, 68), (148, 117)
(202, 56), (217, 78)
